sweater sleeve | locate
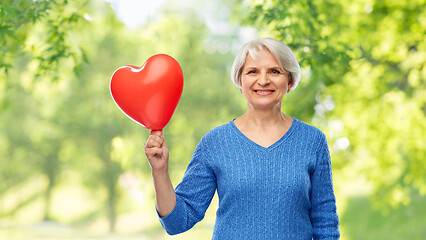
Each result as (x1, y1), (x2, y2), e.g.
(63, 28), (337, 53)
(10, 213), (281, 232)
(310, 133), (340, 240)
(158, 137), (217, 235)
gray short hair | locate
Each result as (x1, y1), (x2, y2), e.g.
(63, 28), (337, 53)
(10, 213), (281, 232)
(231, 38), (301, 91)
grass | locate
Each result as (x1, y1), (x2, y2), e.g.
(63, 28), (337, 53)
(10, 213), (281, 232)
(340, 192), (426, 240)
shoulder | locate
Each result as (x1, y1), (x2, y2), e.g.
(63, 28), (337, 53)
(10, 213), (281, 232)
(194, 120), (235, 163)
(293, 118), (327, 143)
(200, 120), (234, 144)
(293, 119), (331, 163)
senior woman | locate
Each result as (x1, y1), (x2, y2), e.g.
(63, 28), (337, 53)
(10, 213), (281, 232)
(144, 38), (340, 239)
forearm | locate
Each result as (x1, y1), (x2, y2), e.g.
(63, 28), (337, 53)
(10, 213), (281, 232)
(152, 170), (176, 218)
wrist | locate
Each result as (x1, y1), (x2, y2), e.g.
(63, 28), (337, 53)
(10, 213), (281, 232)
(152, 168), (169, 178)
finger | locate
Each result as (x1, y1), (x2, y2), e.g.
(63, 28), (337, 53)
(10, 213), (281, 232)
(151, 130), (165, 140)
(145, 137), (162, 148)
(147, 133), (164, 145)
(161, 140), (168, 150)
(151, 130), (162, 137)
(145, 147), (163, 157)
(148, 134), (162, 142)
(145, 138), (157, 148)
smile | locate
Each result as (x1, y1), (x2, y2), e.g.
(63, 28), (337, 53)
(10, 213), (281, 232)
(254, 90), (274, 95)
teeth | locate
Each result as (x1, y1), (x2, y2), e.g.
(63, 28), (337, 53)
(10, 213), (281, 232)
(256, 90), (272, 93)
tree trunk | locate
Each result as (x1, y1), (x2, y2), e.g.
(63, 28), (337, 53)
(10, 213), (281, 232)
(43, 177), (54, 221)
(108, 186), (117, 233)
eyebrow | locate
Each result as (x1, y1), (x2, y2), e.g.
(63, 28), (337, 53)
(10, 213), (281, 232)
(243, 66), (282, 70)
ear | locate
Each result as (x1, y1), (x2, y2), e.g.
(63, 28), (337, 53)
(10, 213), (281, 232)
(287, 74), (293, 92)
(287, 82), (293, 93)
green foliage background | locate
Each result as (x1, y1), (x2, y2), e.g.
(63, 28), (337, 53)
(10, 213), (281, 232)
(0, 0), (425, 239)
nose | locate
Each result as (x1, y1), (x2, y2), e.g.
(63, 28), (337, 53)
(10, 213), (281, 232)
(257, 72), (270, 86)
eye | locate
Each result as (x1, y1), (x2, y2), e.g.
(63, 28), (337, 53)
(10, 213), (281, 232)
(271, 69), (281, 74)
(246, 70), (257, 74)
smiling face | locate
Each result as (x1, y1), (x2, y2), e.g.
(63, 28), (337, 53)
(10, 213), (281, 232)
(240, 49), (293, 110)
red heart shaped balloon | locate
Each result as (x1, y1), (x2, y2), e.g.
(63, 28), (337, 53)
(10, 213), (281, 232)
(110, 54), (184, 130)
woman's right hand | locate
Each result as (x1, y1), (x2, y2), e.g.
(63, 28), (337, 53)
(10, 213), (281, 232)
(144, 131), (176, 217)
(144, 130), (169, 173)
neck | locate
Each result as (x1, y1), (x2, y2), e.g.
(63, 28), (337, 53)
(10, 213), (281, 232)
(240, 103), (288, 129)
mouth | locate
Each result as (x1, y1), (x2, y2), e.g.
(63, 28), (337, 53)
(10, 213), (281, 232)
(254, 90), (275, 95)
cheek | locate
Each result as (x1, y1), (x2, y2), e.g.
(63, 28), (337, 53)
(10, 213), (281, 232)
(280, 80), (291, 89)
(241, 77), (252, 89)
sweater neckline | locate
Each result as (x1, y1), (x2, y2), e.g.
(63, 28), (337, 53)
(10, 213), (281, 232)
(229, 117), (298, 151)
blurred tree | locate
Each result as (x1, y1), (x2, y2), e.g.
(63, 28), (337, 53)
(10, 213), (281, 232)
(0, 0), (87, 220)
(241, 0), (425, 209)
(0, 0), (52, 73)
(0, 0), (87, 102)
(0, 68), (37, 213)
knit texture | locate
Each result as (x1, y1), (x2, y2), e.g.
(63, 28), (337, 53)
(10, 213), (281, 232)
(158, 118), (340, 239)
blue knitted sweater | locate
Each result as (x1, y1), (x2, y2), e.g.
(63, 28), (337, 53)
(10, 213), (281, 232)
(159, 118), (340, 239)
